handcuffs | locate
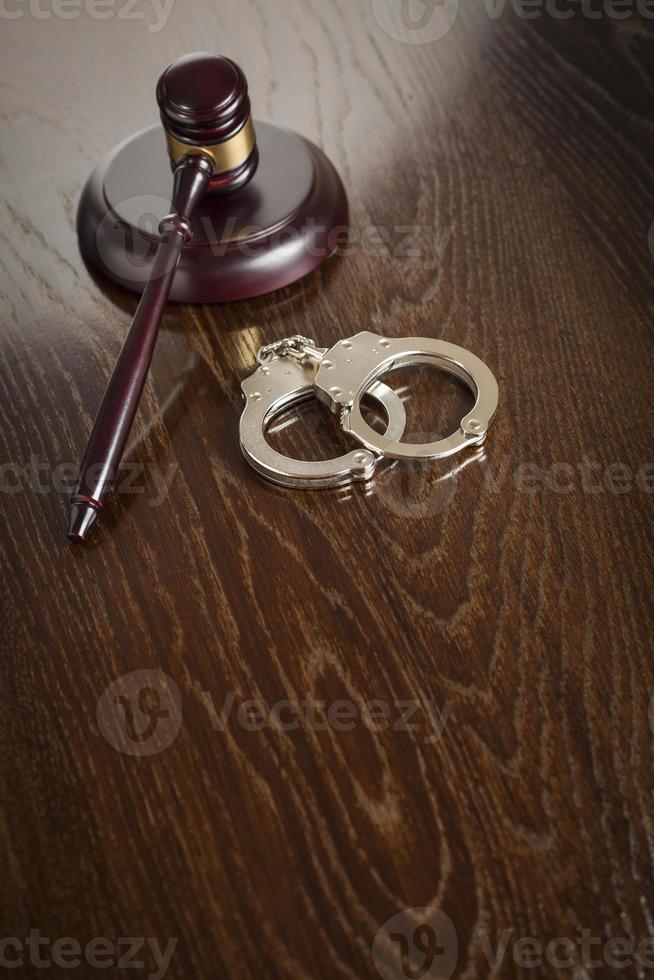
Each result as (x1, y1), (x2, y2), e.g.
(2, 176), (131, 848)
(239, 331), (499, 489)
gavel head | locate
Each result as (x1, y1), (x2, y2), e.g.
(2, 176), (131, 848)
(156, 52), (259, 194)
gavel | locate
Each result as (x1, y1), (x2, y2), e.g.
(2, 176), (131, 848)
(70, 52), (347, 541)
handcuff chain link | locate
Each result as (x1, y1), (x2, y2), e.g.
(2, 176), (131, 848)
(256, 335), (320, 365)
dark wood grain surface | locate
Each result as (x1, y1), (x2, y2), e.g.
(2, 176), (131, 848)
(1, 2), (654, 977)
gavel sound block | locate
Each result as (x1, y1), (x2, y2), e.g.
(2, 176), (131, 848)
(78, 53), (348, 302)
(70, 53), (348, 542)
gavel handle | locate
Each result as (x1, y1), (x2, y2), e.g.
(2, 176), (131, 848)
(69, 154), (213, 541)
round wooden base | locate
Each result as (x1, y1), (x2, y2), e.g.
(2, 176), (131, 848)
(77, 121), (348, 303)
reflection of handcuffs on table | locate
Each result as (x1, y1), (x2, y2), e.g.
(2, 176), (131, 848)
(239, 331), (499, 489)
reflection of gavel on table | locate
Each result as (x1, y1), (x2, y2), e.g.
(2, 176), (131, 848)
(71, 52), (347, 541)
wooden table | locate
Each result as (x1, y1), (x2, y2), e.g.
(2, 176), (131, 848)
(2, 2), (653, 977)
